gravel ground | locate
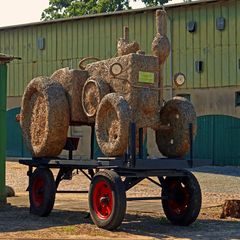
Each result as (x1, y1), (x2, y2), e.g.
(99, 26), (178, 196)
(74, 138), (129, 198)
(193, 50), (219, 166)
(1, 161), (240, 240)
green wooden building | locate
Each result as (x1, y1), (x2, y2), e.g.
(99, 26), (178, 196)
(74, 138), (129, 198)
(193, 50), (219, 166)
(1, 0), (240, 165)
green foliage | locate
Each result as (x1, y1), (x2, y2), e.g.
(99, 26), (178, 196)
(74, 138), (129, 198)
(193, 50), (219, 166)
(41, 0), (131, 20)
(41, 0), (172, 20)
(141, 0), (171, 7)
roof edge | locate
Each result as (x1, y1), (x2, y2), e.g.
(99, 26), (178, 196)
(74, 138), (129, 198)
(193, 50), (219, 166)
(0, 0), (219, 30)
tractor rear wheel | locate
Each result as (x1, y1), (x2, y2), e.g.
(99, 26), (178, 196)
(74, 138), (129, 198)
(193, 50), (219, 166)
(156, 96), (196, 158)
(20, 76), (69, 157)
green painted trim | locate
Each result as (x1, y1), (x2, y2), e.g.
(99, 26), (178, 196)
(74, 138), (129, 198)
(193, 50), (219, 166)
(193, 115), (240, 166)
(0, 64), (7, 203)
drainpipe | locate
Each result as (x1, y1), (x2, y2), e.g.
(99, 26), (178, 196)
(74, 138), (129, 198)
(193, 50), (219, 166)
(168, 14), (173, 99)
(0, 54), (20, 204)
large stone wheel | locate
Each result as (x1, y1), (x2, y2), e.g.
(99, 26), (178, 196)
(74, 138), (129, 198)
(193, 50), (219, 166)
(156, 96), (196, 158)
(95, 93), (130, 156)
(82, 78), (110, 119)
(20, 76), (70, 157)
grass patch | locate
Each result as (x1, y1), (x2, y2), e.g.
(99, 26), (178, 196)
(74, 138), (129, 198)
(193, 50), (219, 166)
(61, 225), (76, 234)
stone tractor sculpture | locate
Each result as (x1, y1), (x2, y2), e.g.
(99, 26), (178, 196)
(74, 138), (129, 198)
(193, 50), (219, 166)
(20, 10), (196, 158)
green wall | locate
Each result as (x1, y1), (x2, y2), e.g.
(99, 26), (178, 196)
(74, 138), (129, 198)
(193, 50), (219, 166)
(2, 0), (240, 166)
(193, 115), (240, 166)
(6, 107), (30, 157)
(171, 0), (240, 89)
(1, 0), (240, 97)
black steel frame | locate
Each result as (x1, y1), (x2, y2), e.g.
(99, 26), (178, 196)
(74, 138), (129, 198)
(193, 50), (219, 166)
(19, 123), (197, 200)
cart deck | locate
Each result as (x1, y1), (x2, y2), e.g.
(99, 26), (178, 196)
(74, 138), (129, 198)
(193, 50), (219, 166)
(18, 123), (206, 230)
(19, 157), (195, 168)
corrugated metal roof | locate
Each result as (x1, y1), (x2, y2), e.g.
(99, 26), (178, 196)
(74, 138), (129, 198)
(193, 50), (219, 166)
(0, 0), (218, 30)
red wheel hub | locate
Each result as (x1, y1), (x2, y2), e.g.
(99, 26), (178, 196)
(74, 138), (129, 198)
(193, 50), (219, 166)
(32, 177), (45, 207)
(168, 181), (189, 215)
(93, 180), (113, 220)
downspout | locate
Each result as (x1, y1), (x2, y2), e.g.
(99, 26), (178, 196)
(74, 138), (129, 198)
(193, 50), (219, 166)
(168, 14), (173, 99)
(0, 62), (7, 204)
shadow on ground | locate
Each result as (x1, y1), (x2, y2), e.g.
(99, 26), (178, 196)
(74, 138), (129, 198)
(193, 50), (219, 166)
(0, 204), (239, 239)
(192, 166), (240, 177)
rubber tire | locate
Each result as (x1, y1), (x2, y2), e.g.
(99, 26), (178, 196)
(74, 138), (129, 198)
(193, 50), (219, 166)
(89, 170), (126, 230)
(29, 168), (56, 217)
(95, 93), (130, 156)
(160, 171), (201, 226)
(156, 96), (197, 158)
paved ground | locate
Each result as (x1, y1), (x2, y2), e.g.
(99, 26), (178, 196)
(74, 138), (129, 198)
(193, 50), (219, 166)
(0, 162), (239, 240)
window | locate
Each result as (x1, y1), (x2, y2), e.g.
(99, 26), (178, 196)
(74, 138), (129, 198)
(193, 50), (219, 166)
(37, 37), (45, 50)
(235, 91), (240, 107)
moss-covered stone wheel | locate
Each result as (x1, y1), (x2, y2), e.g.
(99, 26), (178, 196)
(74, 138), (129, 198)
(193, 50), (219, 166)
(156, 97), (196, 158)
(95, 93), (130, 156)
(82, 78), (110, 119)
(20, 76), (70, 157)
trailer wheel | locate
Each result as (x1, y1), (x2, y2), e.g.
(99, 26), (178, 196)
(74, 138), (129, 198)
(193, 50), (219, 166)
(89, 170), (126, 230)
(161, 171), (201, 226)
(29, 168), (56, 217)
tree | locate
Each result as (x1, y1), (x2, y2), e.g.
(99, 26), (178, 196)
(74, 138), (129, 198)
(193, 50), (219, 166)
(41, 0), (131, 20)
(41, 0), (172, 20)
(141, 0), (172, 7)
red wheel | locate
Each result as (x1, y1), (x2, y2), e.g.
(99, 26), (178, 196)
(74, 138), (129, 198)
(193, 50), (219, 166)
(166, 180), (190, 216)
(89, 170), (126, 230)
(160, 171), (201, 226)
(32, 177), (45, 208)
(92, 180), (113, 220)
(29, 168), (56, 217)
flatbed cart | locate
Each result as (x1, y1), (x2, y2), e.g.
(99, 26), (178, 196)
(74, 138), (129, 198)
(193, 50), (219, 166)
(19, 123), (203, 230)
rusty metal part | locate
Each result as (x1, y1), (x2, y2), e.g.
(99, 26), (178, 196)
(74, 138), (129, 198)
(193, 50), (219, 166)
(0, 54), (21, 63)
(123, 26), (129, 43)
(79, 57), (101, 70)
(15, 114), (21, 122)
